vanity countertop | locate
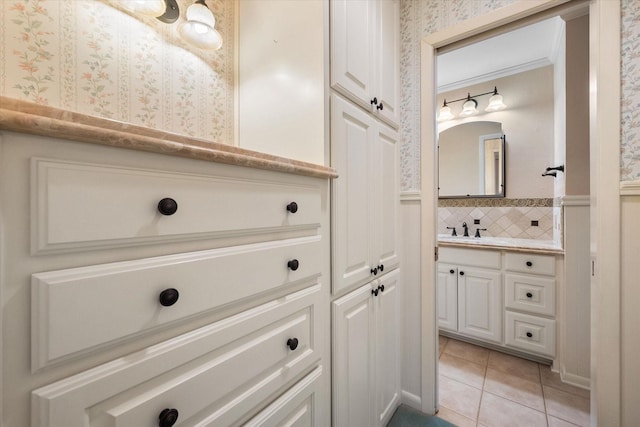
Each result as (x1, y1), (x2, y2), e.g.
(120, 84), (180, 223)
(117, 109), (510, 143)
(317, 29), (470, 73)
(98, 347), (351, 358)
(438, 235), (564, 255)
(0, 96), (337, 180)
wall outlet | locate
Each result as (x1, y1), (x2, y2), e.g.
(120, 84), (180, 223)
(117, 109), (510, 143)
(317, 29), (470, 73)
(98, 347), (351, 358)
(474, 219), (480, 225)
(531, 220), (539, 226)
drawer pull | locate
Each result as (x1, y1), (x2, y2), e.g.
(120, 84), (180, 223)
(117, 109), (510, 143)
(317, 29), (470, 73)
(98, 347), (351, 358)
(158, 408), (179, 427)
(371, 267), (378, 276)
(526, 261), (533, 267)
(459, 271), (465, 276)
(379, 284), (385, 293)
(526, 292), (533, 298)
(526, 332), (533, 338)
(372, 288), (379, 297)
(287, 259), (299, 271)
(449, 269), (455, 274)
(287, 338), (299, 351)
(157, 198), (178, 216)
(159, 288), (180, 307)
(379, 264), (384, 272)
(286, 202), (298, 213)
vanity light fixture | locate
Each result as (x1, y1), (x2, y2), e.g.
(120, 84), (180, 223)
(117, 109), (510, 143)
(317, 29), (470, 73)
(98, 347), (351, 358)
(120, 0), (222, 50)
(437, 86), (506, 121)
(178, 0), (223, 50)
(120, 0), (180, 23)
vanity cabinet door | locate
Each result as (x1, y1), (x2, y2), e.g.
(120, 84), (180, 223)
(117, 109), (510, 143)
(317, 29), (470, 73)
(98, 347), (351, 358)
(437, 263), (458, 332)
(457, 267), (502, 343)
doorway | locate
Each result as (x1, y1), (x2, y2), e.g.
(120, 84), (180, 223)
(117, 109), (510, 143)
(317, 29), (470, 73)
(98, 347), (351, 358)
(419, 1), (621, 425)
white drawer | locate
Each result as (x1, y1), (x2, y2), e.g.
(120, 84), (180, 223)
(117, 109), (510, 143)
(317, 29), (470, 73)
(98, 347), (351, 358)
(504, 252), (555, 276)
(32, 285), (323, 427)
(32, 236), (322, 370)
(245, 366), (324, 427)
(505, 311), (556, 357)
(439, 247), (501, 269)
(505, 274), (555, 316)
(32, 158), (321, 253)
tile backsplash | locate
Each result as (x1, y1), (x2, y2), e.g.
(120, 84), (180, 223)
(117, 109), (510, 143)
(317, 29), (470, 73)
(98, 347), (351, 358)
(438, 198), (561, 242)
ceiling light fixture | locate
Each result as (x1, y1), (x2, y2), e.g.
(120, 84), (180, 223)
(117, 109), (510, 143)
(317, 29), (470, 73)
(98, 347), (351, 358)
(178, 0), (223, 50)
(437, 86), (507, 121)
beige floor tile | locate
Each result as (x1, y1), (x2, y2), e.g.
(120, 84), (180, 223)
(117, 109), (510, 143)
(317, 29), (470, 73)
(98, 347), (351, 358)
(443, 338), (490, 366)
(478, 392), (547, 427)
(548, 415), (582, 427)
(439, 353), (486, 389)
(540, 365), (590, 399)
(436, 406), (477, 427)
(439, 375), (482, 420)
(484, 367), (545, 412)
(487, 350), (540, 384)
(544, 385), (590, 427)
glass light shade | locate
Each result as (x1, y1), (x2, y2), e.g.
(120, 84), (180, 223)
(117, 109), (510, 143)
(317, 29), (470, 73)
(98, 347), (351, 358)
(486, 93), (507, 111)
(438, 105), (454, 121)
(120, 0), (165, 16)
(178, 1), (223, 50)
(460, 99), (478, 116)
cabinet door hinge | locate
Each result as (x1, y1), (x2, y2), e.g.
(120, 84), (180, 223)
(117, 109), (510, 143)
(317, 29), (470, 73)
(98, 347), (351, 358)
(435, 246), (439, 262)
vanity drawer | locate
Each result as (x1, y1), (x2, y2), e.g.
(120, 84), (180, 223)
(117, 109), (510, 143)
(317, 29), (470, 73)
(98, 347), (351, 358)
(505, 311), (556, 357)
(504, 252), (555, 276)
(245, 366), (324, 427)
(438, 247), (501, 269)
(32, 285), (323, 427)
(505, 274), (555, 316)
(32, 236), (321, 370)
(32, 158), (321, 253)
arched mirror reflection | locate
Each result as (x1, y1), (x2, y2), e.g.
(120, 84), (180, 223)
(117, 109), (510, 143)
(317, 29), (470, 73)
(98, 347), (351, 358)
(438, 121), (505, 198)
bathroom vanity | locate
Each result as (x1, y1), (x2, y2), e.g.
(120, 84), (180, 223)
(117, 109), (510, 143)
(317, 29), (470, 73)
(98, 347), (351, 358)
(437, 237), (563, 362)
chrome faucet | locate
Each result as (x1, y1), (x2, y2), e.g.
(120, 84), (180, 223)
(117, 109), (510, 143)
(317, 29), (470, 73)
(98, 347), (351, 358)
(462, 222), (469, 237)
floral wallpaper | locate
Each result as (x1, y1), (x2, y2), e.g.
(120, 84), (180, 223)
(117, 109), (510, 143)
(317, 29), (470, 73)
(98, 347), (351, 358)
(0, 0), (234, 143)
(400, 0), (640, 190)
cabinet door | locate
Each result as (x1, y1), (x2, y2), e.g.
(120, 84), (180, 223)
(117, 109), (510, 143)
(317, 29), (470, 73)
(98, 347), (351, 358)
(372, 122), (399, 273)
(457, 267), (502, 343)
(375, 0), (400, 126)
(332, 283), (376, 427)
(330, 0), (374, 108)
(331, 95), (376, 294)
(437, 263), (458, 332)
(376, 270), (400, 427)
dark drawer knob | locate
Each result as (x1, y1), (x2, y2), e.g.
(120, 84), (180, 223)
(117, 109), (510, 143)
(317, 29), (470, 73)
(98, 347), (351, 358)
(526, 261), (533, 267)
(159, 288), (179, 307)
(526, 332), (533, 338)
(379, 264), (384, 272)
(526, 292), (533, 298)
(287, 259), (299, 271)
(379, 284), (385, 293)
(376, 102), (384, 111)
(158, 198), (178, 216)
(371, 97), (378, 105)
(158, 408), (179, 427)
(459, 271), (465, 276)
(372, 288), (379, 297)
(286, 202), (298, 213)
(371, 267), (378, 276)
(449, 269), (455, 274)
(287, 337), (299, 351)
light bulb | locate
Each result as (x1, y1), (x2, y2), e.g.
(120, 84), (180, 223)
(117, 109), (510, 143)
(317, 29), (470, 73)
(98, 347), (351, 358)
(178, 0), (223, 50)
(460, 98), (478, 116)
(120, 0), (165, 17)
(486, 93), (506, 111)
(438, 105), (454, 121)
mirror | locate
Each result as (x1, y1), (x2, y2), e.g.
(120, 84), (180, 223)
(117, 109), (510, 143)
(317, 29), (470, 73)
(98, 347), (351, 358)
(438, 121), (505, 198)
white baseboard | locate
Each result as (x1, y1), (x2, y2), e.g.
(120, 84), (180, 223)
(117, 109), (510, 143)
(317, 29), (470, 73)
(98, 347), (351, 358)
(401, 390), (422, 411)
(561, 368), (591, 390)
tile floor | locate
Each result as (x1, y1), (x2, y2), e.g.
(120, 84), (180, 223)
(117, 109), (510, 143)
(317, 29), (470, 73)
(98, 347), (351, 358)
(435, 335), (590, 427)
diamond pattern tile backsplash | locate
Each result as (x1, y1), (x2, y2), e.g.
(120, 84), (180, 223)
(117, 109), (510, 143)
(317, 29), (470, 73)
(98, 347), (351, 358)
(438, 199), (561, 242)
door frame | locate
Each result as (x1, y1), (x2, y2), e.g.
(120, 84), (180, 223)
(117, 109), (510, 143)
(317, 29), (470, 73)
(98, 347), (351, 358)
(419, 1), (621, 424)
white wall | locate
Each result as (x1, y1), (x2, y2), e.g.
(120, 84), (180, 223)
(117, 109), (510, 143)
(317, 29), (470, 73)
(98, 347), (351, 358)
(237, 0), (325, 165)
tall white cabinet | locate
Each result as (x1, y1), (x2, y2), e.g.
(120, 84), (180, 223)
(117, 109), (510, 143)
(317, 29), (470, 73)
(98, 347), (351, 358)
(330, 0), (401, 424)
